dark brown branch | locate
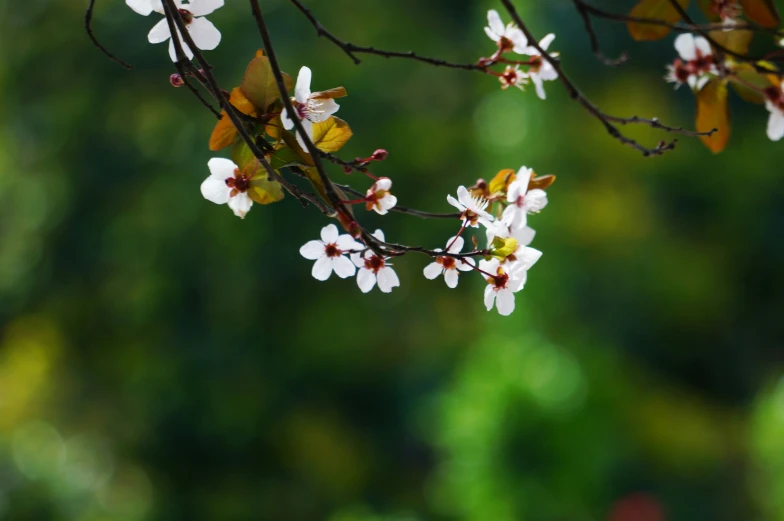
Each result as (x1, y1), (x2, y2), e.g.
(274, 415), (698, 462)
(85, 0), (133, 69)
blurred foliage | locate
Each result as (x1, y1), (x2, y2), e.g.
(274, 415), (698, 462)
(1, 0), (784, 520)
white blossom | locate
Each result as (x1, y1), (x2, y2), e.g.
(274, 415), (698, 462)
(479, 258), (527, 316)
(365, 178), (397, 215)
(127, 0), (158, 16)
(484, 10), (528, 53)
(423, 236), (475, 288)
(200, 158), (253, 218)
(146, 0), (223, 62)
(351, 230), (400, 293)
(502, 166), (548, 230)
(486, 220), (536, 250)
(499, 65), (528, 91)
(523, 34), (559, 100)
(447, 186), (494, 228)
(281, 66), (341, 150)
(665, 33), (716, 91)
(765, 82), (784, 141)
(299, 224), (363, 281)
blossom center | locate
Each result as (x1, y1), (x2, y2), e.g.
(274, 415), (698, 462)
(364, 255), (385, 273)
(489, 271), (509, 291)
(498, 36), (515, 53)
(324, 243), (342, 258)
(178, 9), (194, 25)
(225, 168), (251, 194)
(439, 256), (456, 270)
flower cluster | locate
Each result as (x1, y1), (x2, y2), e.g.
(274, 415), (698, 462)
(482, 10), (559, 100)
(294, 166), (553, 317)
(665, 34), (717, 91)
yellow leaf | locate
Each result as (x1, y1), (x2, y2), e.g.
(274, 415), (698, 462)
(240, 53), (294, 113)
(709, 28), (753, 55)
(311, 87), (348, 100)
(488, 169), (517, 196)
(627, 0), (690, 41)
(209, 88), (256, 151)
(696, 79), (730, 153)
(740, 0), (780, 28)
(311, 117), (353, 153)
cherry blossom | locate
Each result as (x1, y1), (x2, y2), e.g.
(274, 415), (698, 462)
(365, 178), (398, 215)
(498, 65), (528, 91)
(351, 230), (400, 293)
(765, 82), (784, 141)
(299, 224), (363, 281)
(479, 258), (527, 316)
(447, 186), (494, 228)
(665, 33), (716, 91)
(523, 34), (559, 100)
(486, 220), (536, 251)
(502, 167), (548, 230)
(423, 236), (475, 288)
(200, 158), (253, 218)
(484, 9), (528, 54)
(281, 66), (341, 150)
(146, 0), (223, 62)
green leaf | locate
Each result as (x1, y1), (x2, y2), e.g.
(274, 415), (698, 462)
(269, 147), (307, 170)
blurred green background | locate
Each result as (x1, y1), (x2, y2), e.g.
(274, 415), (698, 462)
(2, 0), (784, 520)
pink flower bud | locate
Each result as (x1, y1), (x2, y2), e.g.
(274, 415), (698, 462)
(170, 74), (184, 88)
(371, 149), (389, 161)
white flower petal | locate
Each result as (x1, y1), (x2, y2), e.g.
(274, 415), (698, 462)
(767, 106), (784, 141)
(538, 33), (556, 51)
(148, 17), (172, 43)
(311, 255), (333, 281)
(525, 189), (548, 213)
(457, 258), (475, 271)
(350, 252), (364, 268)
(336, 235), (361, 251)
(167, 36), (194, 62)
(444, 269), (459, 289)
(517, 247), (542, 270)
(228, 193), (252, 218)
(485, 26), (500, 42)
(487, 10), (505, 39)
(532, 74), (546, 100)
(376, 267), (400, 293)
(496, 289), (515, 316)
(447, 194), (464, 211)
(446, 236), (464, 254)
(502, 205), (526, 230)
(332, 255), (356, 279)
(280, 107), (295, 130)
(456, 186), (472, 207)
(372, 229), (385, 242)
(674, 33), (697, 61)
(295, 119), (314, 150)
(357, 268), (376, 293)
(294, 66), (312, 104)
(308, 99), (339, 123)
(513, 226), (536, 246)
(299, 240), (325, 260)
(484, 285), (496, 311)
(320, 224), (339, 244)
(127, 0), (154, 16)
(188, 17), (221, 51)
(189, 0), (224, 17)
(694, 35), (712, 57)
(423, 262), (442, 280)
(200, 176), (230, 205)
(207, 157), (237, 179)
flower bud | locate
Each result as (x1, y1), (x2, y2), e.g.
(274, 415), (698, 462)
(170, 74), (184, 87)
(371, 149), (389, 161)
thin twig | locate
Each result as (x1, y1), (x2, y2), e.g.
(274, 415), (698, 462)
(85, 0), (133, 69)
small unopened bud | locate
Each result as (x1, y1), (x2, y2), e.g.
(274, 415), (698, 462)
(371, 149), (389, 161)
(348, 220), (362, 239)
(343, 165), (353, 174)
(170, 74), (184, 87)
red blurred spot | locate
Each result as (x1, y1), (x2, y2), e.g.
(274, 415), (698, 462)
(609, 493), (666, 521)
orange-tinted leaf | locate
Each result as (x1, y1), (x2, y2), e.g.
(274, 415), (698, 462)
(696, 0), (720, 20)
(209, 88), (256, 151)
(627, 0), (690, 41)
(696, 79), (730, 153)
(740, 0), (780, 28)
(248, 177), (285, 205)
(311, 87), (348, 100)
(529, 174), (556, 191)
(311, 117), (353, 153)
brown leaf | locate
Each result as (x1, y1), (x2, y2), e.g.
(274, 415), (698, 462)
(696, 79), (731, 153)
(487, 169), (517, 196)
(709, 28), (753, 55)
(311, 87), (348, 100)
(240, 53), (294, 113)
(627, 0), (691, 41)
(529, 175), (556, 191)
(740, 0), (780, 28)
